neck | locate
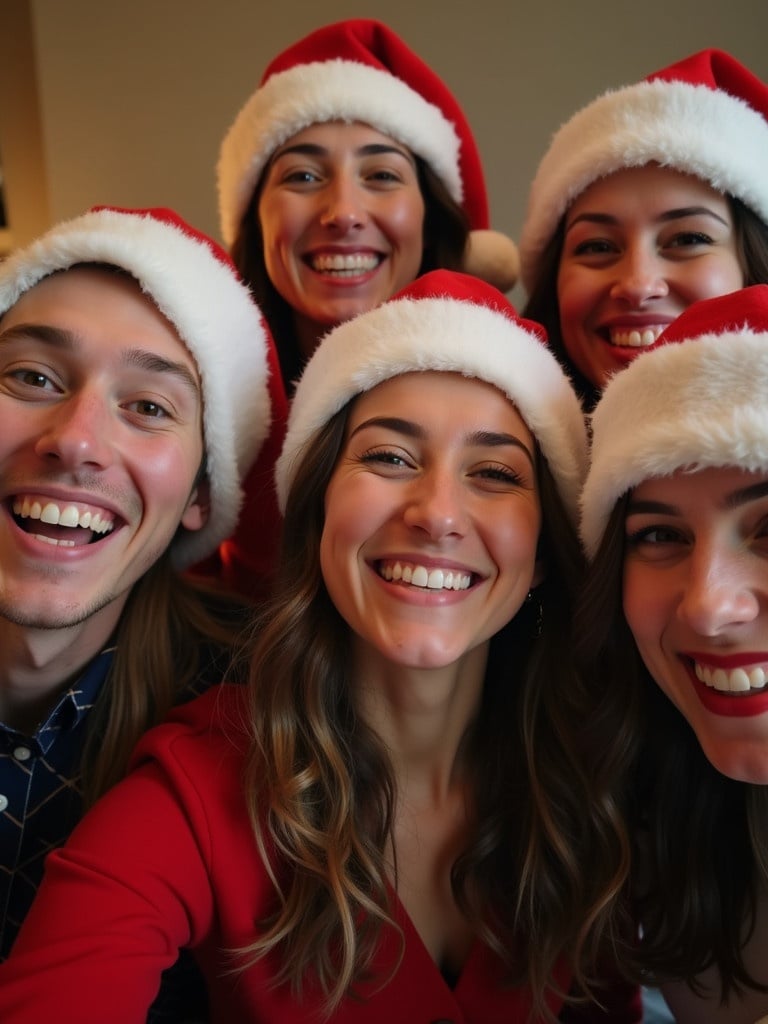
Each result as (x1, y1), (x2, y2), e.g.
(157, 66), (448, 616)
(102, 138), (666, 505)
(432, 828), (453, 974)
(353, 642), (488, 803)
(0, 607), (122, 732)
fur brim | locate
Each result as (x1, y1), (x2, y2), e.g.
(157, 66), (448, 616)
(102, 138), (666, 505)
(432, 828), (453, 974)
(520, 78), (768, 293)
(276, 295), (587, 519)
(0, 209), (272, 567)
(217, 58), (462, 248)
(581, 330), (768, 558)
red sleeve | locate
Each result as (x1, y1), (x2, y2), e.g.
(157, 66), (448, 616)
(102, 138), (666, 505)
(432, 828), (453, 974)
(0, 712), (222, 1022)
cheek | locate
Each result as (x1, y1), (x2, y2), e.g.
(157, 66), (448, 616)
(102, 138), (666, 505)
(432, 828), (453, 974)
(492, 508), (541, 574)
(684, 257), (745, 301)
(622, 565), (667, 650)
(133, 439), (203, 506)
(556, 270), (592, 339)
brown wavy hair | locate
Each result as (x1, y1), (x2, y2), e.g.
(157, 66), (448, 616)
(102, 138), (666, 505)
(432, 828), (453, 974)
(237, 399), (633, 1019)
(80, 555), (247, 807)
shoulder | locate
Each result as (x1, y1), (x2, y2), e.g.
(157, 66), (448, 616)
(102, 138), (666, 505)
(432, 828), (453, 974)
(129, 683), (250, 782)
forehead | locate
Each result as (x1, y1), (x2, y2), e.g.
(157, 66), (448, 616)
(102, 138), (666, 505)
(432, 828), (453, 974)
(348, 370), (532, 440)
(631, 465), (768, 504)
(569, 164), (729, 216)
(276, 119), (409, 155)
(0, 266), (198, 375)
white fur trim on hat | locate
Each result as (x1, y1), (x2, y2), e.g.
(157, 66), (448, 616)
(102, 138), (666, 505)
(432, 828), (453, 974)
(520, 78), (768, 293)
(217, 58), (461, 249)
(0, 207), (272, 568)
(580, 329), (768, 559)
(275, 294), (587, 519)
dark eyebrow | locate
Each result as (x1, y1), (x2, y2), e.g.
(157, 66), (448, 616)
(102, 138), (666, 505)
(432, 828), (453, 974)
(270, 141), (415, 166)
(122, 349), (200, 398)
(0, 322), (200, 399)
(349, 416), (535, 466)
(627, 479), (768, 517)
(565, 205), (730, 236)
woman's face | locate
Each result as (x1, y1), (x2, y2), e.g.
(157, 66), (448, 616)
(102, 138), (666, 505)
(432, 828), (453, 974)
(557, 165), (744, 387)
(258, 121), (426, 358)
(623, 465), (768, 783)
(320, 371), (542, 672)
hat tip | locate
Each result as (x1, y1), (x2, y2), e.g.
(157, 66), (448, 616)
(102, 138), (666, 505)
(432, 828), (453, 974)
(463, 229), (520, 292)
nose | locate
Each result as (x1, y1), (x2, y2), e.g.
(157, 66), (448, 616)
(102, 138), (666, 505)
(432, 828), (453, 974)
(34, 391), (115, 470)
(609, 246), (669, 304)
(319, 174), (366, 231)
(402, 469), (468, 541)
(676, 545), (759, 636)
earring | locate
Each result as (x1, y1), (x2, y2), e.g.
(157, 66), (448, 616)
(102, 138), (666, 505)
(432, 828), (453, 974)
(525, 590), (544, 639)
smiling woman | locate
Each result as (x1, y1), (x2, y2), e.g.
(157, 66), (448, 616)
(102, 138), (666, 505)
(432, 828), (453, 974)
(0, 270), (643, 1022)
(578, 285), (768, 1022)
(521, 48), (768, 410)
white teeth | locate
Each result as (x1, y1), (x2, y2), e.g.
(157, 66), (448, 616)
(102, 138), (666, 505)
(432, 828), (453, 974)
(12, 498), (114, 535)
(311, 253), (380, 274)
(694, 662), (768, 693)
(610, 326), (665, 348)
(379, 561), (471, 591)
(31, 533), (76, 548)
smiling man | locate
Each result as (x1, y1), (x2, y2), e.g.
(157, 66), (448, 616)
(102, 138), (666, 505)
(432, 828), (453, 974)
(0, 206), (273, 1021)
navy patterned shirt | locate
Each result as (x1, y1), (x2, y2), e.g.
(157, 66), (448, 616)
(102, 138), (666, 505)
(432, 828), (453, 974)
(0, 646), (113, 956)
(0, 642), (222, 1022)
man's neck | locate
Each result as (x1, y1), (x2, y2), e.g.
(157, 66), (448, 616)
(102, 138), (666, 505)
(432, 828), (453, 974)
(0, 607), (121, 732)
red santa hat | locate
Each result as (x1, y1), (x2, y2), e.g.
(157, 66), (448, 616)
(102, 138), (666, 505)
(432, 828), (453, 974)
(0, 206), (276, 568)
(217, 19), (519, 291)
(581, 285), (768, 559)
(275, 269), (587, 519)
(520, 49), (768, 294)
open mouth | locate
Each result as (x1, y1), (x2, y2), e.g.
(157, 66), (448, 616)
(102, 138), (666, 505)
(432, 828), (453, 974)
(377, 559), (473, 592)
(692, 659), (768, 695)
(306, 252), (383, 277)
(605, 325), (666, 349)
(11, 496), (117, 548)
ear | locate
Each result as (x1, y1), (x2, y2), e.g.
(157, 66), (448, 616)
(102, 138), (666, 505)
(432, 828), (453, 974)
(180, 479), (211, 533)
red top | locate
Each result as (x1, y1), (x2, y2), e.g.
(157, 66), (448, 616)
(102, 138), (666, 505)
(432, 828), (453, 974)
(0, 686), (641, 1023)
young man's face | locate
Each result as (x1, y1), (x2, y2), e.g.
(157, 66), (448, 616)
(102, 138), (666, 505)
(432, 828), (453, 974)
(0, 267), (208, 631)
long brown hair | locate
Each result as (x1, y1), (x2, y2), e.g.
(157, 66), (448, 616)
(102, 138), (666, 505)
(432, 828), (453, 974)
(237, 396), (632, 1019)
(80, 555), (247, 807)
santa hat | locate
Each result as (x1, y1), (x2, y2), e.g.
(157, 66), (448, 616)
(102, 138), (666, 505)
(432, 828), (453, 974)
(520, 49), (768, 294)
(0, 206), (274, 568)
(581, 285), (768, 559)
(275, 269), (587, 519)
(217, 18), (519, 291)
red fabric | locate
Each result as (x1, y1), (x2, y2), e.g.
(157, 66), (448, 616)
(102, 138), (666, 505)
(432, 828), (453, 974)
(0, 687), (640, 1023)
(655, 284), (768, 349)
(191, 333), (288, 602)
(646, 48), (768, 121)
(260, 18), (490, 231)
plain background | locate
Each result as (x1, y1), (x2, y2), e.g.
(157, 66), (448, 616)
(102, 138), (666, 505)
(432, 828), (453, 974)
(1, 0), (766, 303)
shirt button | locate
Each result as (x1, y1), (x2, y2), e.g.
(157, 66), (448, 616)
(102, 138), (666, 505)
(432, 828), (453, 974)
(13, 746), (32, 762)
(0, 795), (8, 812)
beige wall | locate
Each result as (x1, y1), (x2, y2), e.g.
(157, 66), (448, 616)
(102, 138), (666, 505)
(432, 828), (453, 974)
(2, 0), (767, 303)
